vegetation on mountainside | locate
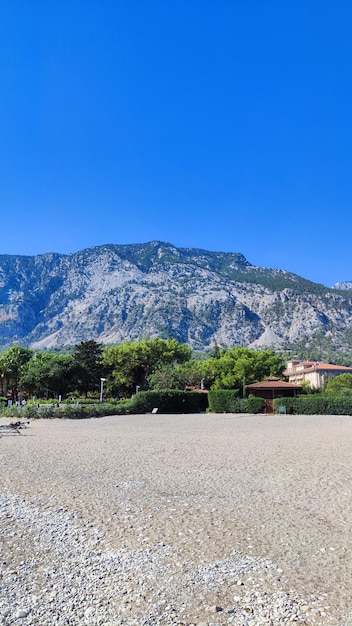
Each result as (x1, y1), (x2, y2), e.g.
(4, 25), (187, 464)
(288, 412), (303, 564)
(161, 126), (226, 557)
(101, 242), (329, 294)
(282, 330), (352, 367)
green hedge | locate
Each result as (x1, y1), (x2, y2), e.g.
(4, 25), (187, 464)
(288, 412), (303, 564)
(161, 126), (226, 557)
(60, 403), (128, 418)
(1, 392), (207, 418)
(273, 398), (297, 415)
(208, 390), (239, 412)
(129, 390), (206, 414)
(208, 390), (264, 413)
(274, 395), (352, 415)
(1, 402), (129, 420)
(61, 398), (119, 405)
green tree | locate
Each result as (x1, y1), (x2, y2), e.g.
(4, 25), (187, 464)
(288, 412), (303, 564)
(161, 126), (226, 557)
(148, 358), (215, 391)
(177, 359), (215, 389)
(210, 347), (285, 392)
(147, 363), (184, 390)
(72, 340), (105, 397)
(147, 347), (284, 394)
(102, 338), (192, 397)
(0, 345), (32, 402)
(325, 373), (352, 392)
(19, 352), (77, 398)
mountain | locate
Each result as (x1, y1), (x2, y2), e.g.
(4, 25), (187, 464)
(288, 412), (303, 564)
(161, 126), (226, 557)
(331, 281), (352, 291)
(1, 241), (352, 358)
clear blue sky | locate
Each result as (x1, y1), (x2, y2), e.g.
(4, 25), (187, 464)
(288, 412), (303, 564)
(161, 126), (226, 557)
(1, 1), (351, 287)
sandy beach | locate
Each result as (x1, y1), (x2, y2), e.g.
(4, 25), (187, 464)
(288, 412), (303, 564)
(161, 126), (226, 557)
(1, 413), (352, 625)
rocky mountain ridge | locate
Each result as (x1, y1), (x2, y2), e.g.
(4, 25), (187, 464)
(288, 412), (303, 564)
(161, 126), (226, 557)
(331, 281), (352, 290)
(0, 241), (352, 357)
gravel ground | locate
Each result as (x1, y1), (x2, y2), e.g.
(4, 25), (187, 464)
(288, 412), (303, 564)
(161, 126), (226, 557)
(0, 413), (352, 625)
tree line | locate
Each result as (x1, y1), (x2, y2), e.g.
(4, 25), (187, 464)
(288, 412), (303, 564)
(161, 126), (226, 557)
(0, 339), (285, 401)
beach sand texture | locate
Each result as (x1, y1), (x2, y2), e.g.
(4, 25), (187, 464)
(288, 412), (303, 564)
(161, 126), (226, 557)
(1, 413), (352, 625)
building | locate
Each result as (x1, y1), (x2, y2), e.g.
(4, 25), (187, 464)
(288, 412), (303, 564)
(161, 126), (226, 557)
(284, 360), (352, 389)
(245, 376), (302, 414)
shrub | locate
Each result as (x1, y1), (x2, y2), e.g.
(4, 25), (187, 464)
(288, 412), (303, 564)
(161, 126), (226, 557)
(273, 398), (297, 415)
(2, 405), (22, 418)
(129, 390), (206, 414)
(61, 398), (119, 405)
(59, 402), (129, 419)
(0, 401), (131, 420)
(274, 394), (352, 415)
(208, 390), (239, 412)
(239, 397), (264, 414)
(208, 390), (263, 413)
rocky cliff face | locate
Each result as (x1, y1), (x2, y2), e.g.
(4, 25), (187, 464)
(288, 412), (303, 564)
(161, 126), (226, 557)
(0, 241), (352, 354)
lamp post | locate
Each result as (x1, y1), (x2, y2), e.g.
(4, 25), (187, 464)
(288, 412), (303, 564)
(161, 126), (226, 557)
(100, 378), (106, 403)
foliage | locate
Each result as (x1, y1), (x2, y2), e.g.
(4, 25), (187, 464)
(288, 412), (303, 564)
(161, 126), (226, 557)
(209, 347), (285, 391)
(1, 401), (130, 419)
(60, 403), (128, 418)
(281, 332), (352, 367)
(273, 393), (352, 415)
(273, 397), (297, 414)
(325, 373), (352, 391)
(72, 340), (105, 397)
(208, 390), (239, 412)
(208, 390), (264, 413)
(148, 359), (215, 391)
(102, 338), (192, 396)
(147, 348), (284, 396)
(0, 345), (33, 401)
(60, 397), (119, 405)
(129, 390), (206, 414)
(147, 364), (184, 390)
(19, 352), (77, 398)
(115, 242), (328, 295)
(0, 339), (288, 401)
(177, 359), (215, 388)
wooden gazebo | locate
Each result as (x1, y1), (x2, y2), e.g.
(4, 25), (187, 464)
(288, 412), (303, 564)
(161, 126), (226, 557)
(245, 376), (302, 414)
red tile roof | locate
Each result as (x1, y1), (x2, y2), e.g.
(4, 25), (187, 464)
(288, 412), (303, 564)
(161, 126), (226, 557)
(303, 363), (352, 373)
(284, 361), (352, 376)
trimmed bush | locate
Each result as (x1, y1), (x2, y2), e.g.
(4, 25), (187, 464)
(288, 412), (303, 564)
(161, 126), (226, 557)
(208, 390), (263, 413)
(208, 390), (239, 413)
(273, 398), (297, 415)
(239, 397), (264, 414)
(274, 394), (352, 415)
(61, 398), (119, 405)
(0, 402), (130, 420)
(129, 390), (205, 414)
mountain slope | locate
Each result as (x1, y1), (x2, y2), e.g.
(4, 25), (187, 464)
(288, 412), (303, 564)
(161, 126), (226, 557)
(0, 241), (351, 355)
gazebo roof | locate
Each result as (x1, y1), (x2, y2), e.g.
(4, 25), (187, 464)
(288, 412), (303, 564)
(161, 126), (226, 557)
(246, 376), (302, 391)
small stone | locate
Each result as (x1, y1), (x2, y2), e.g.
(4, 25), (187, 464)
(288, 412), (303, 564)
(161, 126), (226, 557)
(84, 607), (95, 617)
(15, 609), (31, 619)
